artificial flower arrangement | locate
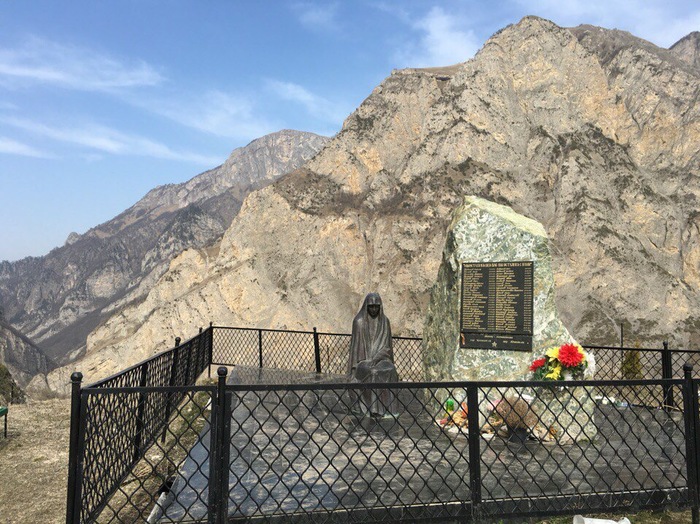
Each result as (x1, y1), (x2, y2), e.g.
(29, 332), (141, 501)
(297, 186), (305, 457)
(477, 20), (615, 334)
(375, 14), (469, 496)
(529, 342), (594, 381)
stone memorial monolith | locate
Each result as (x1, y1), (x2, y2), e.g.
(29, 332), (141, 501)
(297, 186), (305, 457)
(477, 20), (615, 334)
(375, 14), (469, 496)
(423, 195), (596, 442)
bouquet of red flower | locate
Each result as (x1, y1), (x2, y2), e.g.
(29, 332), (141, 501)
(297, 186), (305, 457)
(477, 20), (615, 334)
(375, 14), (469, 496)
(529, 343), (590, 381)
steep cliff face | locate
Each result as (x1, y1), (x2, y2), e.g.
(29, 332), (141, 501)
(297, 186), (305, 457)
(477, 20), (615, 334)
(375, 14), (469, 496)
(0, 130), (328, 374)
(0, 320), (51, 387)
(670, 31), (700, 70)
(50, 17), (700, 389)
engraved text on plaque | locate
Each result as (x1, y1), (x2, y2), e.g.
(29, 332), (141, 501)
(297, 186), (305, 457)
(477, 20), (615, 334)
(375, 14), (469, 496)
(460, 261), (533, 351)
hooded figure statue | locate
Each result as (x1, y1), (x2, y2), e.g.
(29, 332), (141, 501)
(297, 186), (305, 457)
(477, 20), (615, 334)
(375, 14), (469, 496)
(347, 293), (399, 416)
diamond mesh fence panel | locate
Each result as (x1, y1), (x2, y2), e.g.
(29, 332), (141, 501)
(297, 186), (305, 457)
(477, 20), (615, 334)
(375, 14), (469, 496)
(211, 328), (425, 381)
(75, 331), (211, 523)
(584, 346), (663, 381)
(261, 330), (317, 372)
(672, 351), (700, 379)
(318, 333), (352, 375)
(79, 387), (214, 523)
(393, 337), (424, 382)
(211, 327), (259, 367)
(584, 346), (674, 407)
(219, 383), (473, 522)
(476, 380), (689, 518)
(149, 379), (691, 523)
(72, 376), (699, 523)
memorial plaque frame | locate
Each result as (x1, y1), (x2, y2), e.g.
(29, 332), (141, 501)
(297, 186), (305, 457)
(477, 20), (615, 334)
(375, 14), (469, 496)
(459, 261), (533, 351)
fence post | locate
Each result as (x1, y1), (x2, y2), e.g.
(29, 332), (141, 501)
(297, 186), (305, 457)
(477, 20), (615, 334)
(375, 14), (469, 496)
(219, 379), (232, 524)
(313, 327), (321, 373)
(208, 323), (214, 378)
(66, 372), (83, 524)
(258, 329), (263, 369)
(133, 363), (149, 462)
(184, 341), (193, 385)
(208, 367), (228, 524)
(162, 344), (181, 443)
(662, 341), (675, 411)
(682, 364), (700, 524)
(466, 385), (482, 520)
(198, 327), (204, 373)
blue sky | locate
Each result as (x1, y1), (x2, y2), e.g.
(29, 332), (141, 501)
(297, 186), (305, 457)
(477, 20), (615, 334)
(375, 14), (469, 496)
(1, 1), (698, 262)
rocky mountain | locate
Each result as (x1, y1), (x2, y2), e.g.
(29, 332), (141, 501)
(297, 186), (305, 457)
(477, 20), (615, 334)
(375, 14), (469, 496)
(44, 17), (700, 391)
(671, 31), (700, 69)
(0, 130), (328, 380)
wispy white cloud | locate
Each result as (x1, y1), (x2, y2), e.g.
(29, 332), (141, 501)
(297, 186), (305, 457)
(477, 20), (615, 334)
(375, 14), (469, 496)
(292, 2), (340, 31)
(265, 80), (348, 126)
(134, 89), (281, 141)
(0, 136), (50, 157)
(2, 117), (220, 165)
(0, 36), (163, 92)
(395, 7), (481, 67)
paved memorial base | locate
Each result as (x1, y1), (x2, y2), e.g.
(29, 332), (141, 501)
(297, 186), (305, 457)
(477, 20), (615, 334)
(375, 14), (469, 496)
(152, 368), (687, 522)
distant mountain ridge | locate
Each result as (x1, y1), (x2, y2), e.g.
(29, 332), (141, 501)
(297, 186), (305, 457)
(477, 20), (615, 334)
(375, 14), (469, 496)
(0, 130), (329, 379)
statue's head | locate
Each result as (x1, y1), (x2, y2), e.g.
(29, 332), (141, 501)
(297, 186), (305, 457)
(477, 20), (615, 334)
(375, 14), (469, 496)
(365, 293), (382, 319)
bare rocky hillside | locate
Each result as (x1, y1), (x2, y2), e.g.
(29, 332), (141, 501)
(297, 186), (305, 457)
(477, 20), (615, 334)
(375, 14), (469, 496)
(0, 320), (51, 388)
(0, 130), (328, 385)
(37, 17), (700, 391)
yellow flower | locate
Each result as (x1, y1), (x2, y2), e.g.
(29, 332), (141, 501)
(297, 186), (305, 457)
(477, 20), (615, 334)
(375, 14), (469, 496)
(578, 346), (587, 363)
(546, 346), (560, 359)
(546, 364), (562, 380)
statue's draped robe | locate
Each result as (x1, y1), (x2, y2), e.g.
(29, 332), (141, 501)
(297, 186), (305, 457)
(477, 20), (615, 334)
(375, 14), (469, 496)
(347, 293), (399, 416)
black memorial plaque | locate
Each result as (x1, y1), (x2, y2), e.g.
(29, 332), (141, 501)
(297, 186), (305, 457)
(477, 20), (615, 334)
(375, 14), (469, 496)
(460, 261), (533, 351)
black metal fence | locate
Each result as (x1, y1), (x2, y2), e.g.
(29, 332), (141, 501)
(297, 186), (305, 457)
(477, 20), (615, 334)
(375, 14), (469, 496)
(66, 328), (212, 523)
(209, 326), (697, 384)
(66, 326), (700, 523)
(211, 327), (424, 381)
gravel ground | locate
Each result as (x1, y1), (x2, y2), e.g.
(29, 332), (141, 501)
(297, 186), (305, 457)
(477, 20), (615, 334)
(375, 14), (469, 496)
(0, 398), (70, 524)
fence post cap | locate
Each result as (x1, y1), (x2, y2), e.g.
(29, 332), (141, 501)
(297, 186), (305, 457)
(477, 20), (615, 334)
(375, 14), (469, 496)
(217, 366), (228, 377)
(70, 371), (83, 383)
(684, 363), (694, 374)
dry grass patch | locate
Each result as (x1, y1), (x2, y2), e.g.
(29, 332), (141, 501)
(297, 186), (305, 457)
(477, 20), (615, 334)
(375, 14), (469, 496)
(0, 398), (71, 524)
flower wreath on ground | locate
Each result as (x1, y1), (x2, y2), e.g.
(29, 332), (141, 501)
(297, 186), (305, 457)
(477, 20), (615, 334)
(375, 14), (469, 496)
(529, 342), (595, 381)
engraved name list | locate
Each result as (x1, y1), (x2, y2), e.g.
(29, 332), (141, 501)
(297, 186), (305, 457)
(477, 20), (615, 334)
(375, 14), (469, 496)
(460, 261), (533, 351)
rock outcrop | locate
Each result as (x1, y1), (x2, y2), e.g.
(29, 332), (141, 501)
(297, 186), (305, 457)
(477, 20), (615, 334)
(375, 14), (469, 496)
(423, 196), (576, 382)
(44, 17), (700, 390)
(670, 31), (700, 70)
(0, 320), (51, 388)
(0, 130), (328, 379)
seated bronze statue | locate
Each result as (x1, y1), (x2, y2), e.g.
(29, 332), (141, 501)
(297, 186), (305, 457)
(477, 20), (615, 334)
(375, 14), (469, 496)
(347, 293), (399, 416)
